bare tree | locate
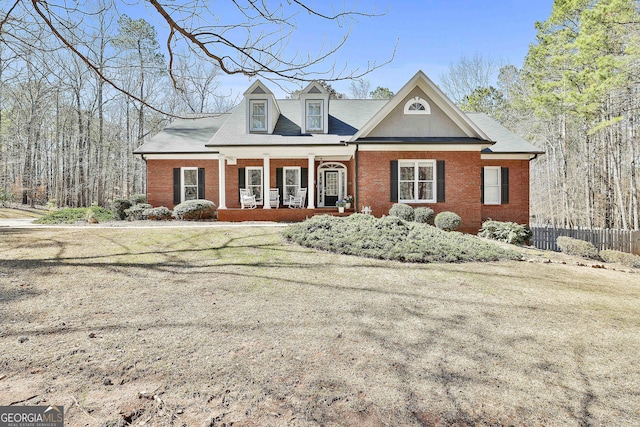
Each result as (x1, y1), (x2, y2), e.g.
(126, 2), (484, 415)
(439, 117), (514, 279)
(439, 53), (502, 104)
(2, 0), (393, 113)
(349, 78), (370, 99)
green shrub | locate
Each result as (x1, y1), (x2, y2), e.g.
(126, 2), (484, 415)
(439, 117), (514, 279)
(600, 249), (640, 268)
(389, 203), (414, 221)
(434, 211), (461, 231)
(173, 199), (216, 220)
(141, 206), (172, 221)
(130, 194), (147, 205)
(124, 203), (152, 220)
(35, 206), (113, 224)
(283, 214), (519, 263)
(556, 236), (599, 259)
(414, 207), (435, 224)
(111, 199), (133, 220)
(479, 220), (532, 245)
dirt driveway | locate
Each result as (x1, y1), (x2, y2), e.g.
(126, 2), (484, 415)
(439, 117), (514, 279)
(1, 226), (639, 426)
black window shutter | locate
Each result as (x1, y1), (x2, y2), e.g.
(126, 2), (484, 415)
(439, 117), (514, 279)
(480, 169), (485, 204)
(390, 160), (398, 202)
(437, 160), (445, 202)
(301, 168), (308, 188)
(173, 168), (181, 204)
(501, 167), (509, 204)
(276, 168), (283, 204)
(238, 168), (245, 202)
(197, 168), (205, 199)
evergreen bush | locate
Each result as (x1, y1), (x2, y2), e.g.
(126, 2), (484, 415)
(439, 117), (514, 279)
(388, 203), (414, 221)
(141, 206), (173, 221)
(173, 199), (216, 220)
(556, 236), (599, 259)
(414, 207), (435, 224)
(479, 220), (532, 245)
(124, 203), (152, 221)
(111, 199), (132, 220)
(283, 214), (519, 263)
(35, 206), (113, 224)
(434, 211), (462, 231)
(130, 194), (147, 205)
(600, 249), (640, 268)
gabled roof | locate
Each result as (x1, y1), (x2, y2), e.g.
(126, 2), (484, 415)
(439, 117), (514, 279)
(133, 71), (543, 157)
(350, 70), (491, 142)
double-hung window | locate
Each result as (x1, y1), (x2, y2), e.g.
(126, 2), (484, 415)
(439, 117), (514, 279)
(250, 100), (267, 132)
(306, 100), (323, 132)
(483, 167), (501, 205)
(182, 167), (198, 201)
(398, 160), (436, 203)
(246, 167), (263, 203)
(284, 167), (301, 204)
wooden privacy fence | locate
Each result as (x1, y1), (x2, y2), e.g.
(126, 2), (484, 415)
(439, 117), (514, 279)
(531, 226), (640, 255)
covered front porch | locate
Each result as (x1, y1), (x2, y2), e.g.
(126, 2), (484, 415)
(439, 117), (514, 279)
(217, 206), (355, 222)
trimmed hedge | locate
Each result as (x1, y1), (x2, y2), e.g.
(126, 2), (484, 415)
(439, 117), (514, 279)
(600, 249), (640, 268)
(434, 211), (462, 231)
(389, 203), (414, 221)
(173, 199), (216, 220)
(283, 214), (520, 263)
(479, 220), (532, 245)
(141, 206), (173, 221)
(414, 207), (435, 224)
(556, 236), (599, 259)
(124, 203), (152, 221)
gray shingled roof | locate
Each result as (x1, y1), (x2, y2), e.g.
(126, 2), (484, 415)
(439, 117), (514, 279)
(134, 102), (542, 155)
(207, 99), (387, 146)
(133, 114), (230, 154)
(466, 112), (544, 155)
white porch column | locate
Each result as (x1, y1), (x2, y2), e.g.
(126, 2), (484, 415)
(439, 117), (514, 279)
(263, 155), (271, 209)
(218, 156), (226, 209)
(307, 154), (315, 209)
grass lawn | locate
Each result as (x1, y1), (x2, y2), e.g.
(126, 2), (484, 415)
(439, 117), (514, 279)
(0, 226), (639, 426)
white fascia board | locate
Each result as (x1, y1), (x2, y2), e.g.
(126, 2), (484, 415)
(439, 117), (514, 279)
(357, 144), (491, 152)
(219, 145), (355, 159)
(143, 153), (220, 160)
(350, 70), (491, 142)
(481, 153), (537, 160)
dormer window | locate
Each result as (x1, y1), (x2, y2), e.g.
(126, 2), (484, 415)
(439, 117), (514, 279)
(250, 100), (267, 131)
(306, 100), (323, 132)
(404, 97), (431, 115)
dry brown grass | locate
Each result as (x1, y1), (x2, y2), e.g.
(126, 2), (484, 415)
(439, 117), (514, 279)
(0, 226), (639, 426)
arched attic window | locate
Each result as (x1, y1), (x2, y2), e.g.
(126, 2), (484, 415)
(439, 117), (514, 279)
(404, 97), (431, 115)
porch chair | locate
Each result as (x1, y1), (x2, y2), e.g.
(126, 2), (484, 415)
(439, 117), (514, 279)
(239, 188), (257, 209)
(269, 188), (280, 208)
(288, 188), (307, 209)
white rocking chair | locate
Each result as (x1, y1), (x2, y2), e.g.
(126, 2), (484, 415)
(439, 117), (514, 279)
(269, 188), (280, 208)
(288, 188), (307, 209)
(240, 188), (257, 209)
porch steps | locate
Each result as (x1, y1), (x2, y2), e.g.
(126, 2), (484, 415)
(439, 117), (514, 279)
(217, 207), (354, 223)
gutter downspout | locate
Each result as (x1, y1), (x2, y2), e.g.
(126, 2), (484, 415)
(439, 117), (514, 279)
(355, 143), (359, 212)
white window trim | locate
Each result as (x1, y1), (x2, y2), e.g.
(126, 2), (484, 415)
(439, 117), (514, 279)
(398, 160), (437, 203)
(403, 97), (431, 115)
(249, 99), (267, 132)
(246, 166), (264, 204)
(483, 166), (501, 205)
(181, 167), (198, 203)
(283, 166), (301, 205)
(306, 99), (323, 132)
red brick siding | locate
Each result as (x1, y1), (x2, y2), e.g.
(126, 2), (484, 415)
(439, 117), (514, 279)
(480, 159), (530, 225)
(146, 159), (219, 208)
(357, 151), (530, 233)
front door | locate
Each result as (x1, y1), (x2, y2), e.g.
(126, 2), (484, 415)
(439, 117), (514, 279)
(324, 170), (339, 207)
